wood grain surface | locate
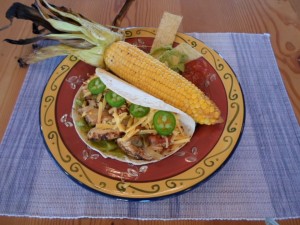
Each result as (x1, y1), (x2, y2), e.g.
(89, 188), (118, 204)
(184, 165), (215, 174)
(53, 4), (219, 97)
(0, 0), (299, 224)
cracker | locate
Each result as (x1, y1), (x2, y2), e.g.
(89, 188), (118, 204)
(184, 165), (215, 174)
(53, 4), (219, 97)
(150, 12), (183, 53)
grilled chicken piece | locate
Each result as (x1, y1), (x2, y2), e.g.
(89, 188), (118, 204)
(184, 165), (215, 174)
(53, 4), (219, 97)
(87, 99), (97, 107)
(77, 99), (98, 126)
(101, 110), (113, 123)
(117, 139), (152, 160)
(83, 108), (98, 126)
(117, 136), (163, 161)
(117, 106), (129, 115)
(78, 105), (93, 115)
(148, 135), (171, 147)
(87, 128), (123, 141)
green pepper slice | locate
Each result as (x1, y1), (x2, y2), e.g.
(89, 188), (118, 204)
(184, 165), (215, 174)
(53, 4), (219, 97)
(153, 110), (176, 136)
(105, 90), (126, 108)
(129, 104), (150, 118)
(88, 77), (106, 95)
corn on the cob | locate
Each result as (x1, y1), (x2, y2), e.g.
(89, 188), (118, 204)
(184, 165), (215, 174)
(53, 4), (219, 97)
(2, 1), (222, 125)
(104, 41), (222, 125)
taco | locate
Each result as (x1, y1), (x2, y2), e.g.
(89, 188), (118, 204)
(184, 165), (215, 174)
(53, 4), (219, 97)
(72, 68), (196, 165)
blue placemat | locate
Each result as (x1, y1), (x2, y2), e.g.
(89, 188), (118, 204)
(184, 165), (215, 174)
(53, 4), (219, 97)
(0, 33), (299, 220)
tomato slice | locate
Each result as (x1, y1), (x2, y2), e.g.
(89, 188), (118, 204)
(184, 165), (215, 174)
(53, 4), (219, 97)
(153, 111), (176, 136)
(129, 104), (150, 118)
(105, 90), (126, 108)
(88, 77), (106, 95)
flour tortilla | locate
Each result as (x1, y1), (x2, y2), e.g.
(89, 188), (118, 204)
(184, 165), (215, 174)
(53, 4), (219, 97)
(72, 68), (195, 165)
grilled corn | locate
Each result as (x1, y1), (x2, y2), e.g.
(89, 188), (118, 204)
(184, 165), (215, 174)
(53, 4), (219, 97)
(104, 41), (222, 125)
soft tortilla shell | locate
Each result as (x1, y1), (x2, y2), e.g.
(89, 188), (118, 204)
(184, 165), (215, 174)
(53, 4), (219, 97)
(72, 69), (195, 165)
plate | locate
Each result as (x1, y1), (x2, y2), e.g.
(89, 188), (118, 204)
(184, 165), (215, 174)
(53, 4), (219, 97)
(40, 27), (245, 200)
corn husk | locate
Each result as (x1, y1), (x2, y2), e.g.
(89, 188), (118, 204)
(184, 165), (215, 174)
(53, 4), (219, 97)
(0, 0), (124, 67)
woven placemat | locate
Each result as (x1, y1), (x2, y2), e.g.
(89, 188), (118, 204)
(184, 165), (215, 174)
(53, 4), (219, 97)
(0, 33), (299, 220)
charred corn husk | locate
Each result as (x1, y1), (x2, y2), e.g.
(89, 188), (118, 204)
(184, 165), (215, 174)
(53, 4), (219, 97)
(104, 41), (222, 125)
(1, 0), (123, 67)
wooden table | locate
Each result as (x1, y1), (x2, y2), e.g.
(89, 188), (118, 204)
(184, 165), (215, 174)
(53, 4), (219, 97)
(0, 0), (299, 224)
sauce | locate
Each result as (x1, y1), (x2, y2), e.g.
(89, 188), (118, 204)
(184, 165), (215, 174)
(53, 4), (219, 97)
(182, 57), (212, 91)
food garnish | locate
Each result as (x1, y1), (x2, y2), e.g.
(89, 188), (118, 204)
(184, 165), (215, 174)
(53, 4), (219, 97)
(105, 90), (126, 108)
(153, 111), (176, 136)
(87, 77), (106, 95)
(129, 104), (150, 118)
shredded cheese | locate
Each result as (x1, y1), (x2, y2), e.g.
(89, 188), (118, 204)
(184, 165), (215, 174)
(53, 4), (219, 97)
(172, 138), (191, 145)
(96, 93), (103, 103)
(121, 128), (140, 142)
(125, 117), (147, 134)
(175, 115), (184, 134)
(164, 137), (169, 148)
(126, 117), (133, 129)
(97, 97), (106, 123)
(83, 90), (92, 98)
(108, 107), (115, 114)
(112, 108), (127, 132)
(138, 129), (157, 135)
(141, 109), (156, 128)
(96, 123), (115, 129)
(97, 102), (103, 124)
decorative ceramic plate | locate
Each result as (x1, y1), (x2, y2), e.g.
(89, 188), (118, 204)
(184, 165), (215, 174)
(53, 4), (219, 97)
(40, 27), (245, 200)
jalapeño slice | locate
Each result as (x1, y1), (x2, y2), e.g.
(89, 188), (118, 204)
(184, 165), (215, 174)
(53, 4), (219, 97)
(105, 90), (126, 108)
(88, 77), (106, 95)
(153, 110), (176, 136)
(129, 104), (150, 118)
